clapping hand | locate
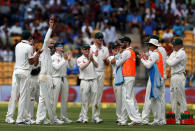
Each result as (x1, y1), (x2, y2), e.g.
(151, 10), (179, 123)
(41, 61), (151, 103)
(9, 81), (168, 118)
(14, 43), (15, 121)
(67, 52), (72, 61)
(95, 49), (98, 56)
(89, 53), (93, 61)
(112, 49), (118, 56)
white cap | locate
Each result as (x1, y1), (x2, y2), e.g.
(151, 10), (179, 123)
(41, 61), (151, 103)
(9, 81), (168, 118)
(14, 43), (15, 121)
(148, 38), (160, 47)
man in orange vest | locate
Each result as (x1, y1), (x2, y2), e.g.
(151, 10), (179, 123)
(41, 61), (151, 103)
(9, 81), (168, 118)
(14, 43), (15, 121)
(149, 35), (167, 125)
(139, 38), (164, 125)
(111, 36), (141, 126)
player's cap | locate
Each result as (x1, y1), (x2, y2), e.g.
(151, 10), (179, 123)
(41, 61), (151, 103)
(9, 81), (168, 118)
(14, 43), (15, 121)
(81, 44), (90, 49)
(22, 30), (32, 40)
(111, 42), (120, 49)
(172, 38), (183, 45)
(147, 38), (160, 47)
(121, 36), (131, 43)
(94, 32), (104, 39)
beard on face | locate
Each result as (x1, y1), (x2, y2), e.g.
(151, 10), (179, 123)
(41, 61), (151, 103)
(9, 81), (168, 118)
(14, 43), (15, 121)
(121, 43), (126, 49)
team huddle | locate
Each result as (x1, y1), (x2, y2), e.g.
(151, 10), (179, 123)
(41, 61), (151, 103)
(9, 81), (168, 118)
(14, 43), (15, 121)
(5, 17), (187, 126)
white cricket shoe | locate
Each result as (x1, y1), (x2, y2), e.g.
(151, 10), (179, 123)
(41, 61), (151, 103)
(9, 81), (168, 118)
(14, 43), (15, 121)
(93, 118), (103, 123)
(62, 117), (72, 124)
(128, 121), (141, 126)
(5, 117), (15, 124)
(54, 119), (64, 125)
(82, 119), (88, 123)
(76, 117), (83, 123)
(118, 122), (126, 126)
(148, 121), (161, 126)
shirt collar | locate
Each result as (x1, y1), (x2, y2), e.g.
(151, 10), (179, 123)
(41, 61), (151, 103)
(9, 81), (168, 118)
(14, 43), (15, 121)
(55, 52), (62, 57)
(177, 47), (184, 52)
(21, 40), (30, 45)
(95, 43), (102, 49)
(82, 55), (88, 59)
(127, 46), (133, 49)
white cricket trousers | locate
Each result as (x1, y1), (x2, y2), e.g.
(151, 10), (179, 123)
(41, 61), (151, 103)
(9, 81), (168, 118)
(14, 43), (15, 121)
(36, 74), (55, 124)
(120, 77), (141, 123)
(159, 80), (166, 123)
(113, 78), (122, 121)
(142, 77), (161, 124)
(78, 79), (98, 121)
(15, 69), (31, 123)
(170, 73), (187, 121)
(52, 77), (69, 120)
(6, 70), (20, 120)
(94, 71), (104, 119)
(27, 75), (39, 120)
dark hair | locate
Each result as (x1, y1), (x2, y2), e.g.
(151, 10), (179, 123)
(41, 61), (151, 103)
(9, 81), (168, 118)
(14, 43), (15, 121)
(22, 30), (32, 40)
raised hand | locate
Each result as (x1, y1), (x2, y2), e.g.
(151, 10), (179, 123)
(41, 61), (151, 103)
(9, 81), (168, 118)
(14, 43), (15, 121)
(49, 16), (54, 29)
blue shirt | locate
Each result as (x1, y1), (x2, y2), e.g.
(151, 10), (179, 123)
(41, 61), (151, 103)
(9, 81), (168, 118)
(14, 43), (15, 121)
(127, 14), (142, 23)
(173, 24), (184, 36)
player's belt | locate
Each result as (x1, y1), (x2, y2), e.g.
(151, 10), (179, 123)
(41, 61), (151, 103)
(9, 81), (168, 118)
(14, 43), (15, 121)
(171, 72), (186, 76)
(82, 79), (95, 81)
(53, 76), (66, 82)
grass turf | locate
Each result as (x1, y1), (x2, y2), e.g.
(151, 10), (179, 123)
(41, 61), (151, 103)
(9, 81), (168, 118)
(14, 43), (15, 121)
(0, 103), (195, 131)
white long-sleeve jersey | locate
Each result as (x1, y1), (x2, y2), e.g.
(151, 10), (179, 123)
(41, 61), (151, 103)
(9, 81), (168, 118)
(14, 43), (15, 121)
(51, 52), (74, 77)
(39, 28), (53, 75)
(166, 48), (186, 75)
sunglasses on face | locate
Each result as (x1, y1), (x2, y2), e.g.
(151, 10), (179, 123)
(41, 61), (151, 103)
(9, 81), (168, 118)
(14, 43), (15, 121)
(97, 37), (103, 39)
(83, 48), (90, 50)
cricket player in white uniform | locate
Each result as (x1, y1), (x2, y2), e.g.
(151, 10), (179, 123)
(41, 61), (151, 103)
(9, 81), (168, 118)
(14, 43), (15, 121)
(5, 36), (40, 124)
(52, 42), (73, 124)
(111, 37), (141, 126)
(6, 30), (41, 125)
(36, 17), (63, 125)
(90, 32), (109, 123)
(140, 39), (164, 125)
(76, 44), (98, 123)
(107, 42), (123, 123)
(148, 35), (167, 125)
(166, 38), (187, 124)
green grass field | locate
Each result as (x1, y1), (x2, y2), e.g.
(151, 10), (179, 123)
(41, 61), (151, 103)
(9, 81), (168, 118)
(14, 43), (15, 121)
(0, 103), (195, 131)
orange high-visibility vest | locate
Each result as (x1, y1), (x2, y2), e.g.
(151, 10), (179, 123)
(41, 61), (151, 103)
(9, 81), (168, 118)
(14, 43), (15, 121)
(154, 50), (164, 78)
(122, 48), (136, 76)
